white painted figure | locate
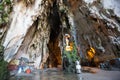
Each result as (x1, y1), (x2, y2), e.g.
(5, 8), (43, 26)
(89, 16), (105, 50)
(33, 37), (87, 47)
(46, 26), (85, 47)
(18, 67), (22, 74)
(76, 60), (81, 74)
(65, 34), (70, 46)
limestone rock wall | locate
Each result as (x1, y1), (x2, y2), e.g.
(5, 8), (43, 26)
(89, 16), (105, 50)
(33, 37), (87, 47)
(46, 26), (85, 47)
(68, 0), (120, 62)
(0, 0), (120, 68)
(2, 0), (52, 68)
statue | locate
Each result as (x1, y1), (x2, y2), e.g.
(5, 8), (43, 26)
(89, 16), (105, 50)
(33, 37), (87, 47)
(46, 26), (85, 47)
(75, 60), (81, 74)
(63, 34), (80, 73)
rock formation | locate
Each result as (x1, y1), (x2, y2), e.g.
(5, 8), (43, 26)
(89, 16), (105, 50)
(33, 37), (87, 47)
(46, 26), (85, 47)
(0, 0), (119, 68)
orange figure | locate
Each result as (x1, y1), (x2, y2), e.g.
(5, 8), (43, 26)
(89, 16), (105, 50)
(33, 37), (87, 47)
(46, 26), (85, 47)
(26, 69), (31, 74)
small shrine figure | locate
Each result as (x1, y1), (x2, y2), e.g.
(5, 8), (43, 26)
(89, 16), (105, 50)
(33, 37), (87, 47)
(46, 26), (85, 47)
(65, 34), (70, 46)
(65, 34), (73, 51)
(75, 60), (81, 74)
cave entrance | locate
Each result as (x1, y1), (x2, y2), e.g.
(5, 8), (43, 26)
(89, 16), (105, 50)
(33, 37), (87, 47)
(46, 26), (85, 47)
(47, 17), (62, 68)
(47, 1), (62, 68)
(47, 37), (62, 68)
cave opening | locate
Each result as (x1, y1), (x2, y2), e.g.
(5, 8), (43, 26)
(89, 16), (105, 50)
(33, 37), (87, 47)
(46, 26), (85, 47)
(47, 1), (62, 68)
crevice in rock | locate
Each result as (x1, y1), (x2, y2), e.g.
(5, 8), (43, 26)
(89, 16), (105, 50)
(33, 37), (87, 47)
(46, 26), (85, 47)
(14, 19), (38, 59)
(47, 0), (62, 68)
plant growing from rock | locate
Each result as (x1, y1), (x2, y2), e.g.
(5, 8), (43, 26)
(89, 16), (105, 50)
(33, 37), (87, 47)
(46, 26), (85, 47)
(0, 45), (10, 80)
(63, 42), (80, 73)
(0, 0), (12, 26)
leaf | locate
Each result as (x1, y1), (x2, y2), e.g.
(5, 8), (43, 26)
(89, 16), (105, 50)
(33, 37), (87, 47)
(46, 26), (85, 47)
(5, 0), (11, 4)
(0, 5), (4, 10)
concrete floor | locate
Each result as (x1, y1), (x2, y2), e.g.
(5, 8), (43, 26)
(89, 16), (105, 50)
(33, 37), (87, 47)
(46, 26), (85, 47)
(79, 68), (120, 80)
(9, 67), (120, 80)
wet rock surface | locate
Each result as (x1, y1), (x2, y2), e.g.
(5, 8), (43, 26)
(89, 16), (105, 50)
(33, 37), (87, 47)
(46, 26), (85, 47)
(10, 68), (78, 80)
(40, 68), (78, 80)
(80, 67), (120, 80)
(1, 0), (120, 74)
(9, 67), (120, 80)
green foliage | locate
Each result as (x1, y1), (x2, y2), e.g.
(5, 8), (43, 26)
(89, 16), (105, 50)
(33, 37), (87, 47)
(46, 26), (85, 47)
(0, 45), (4, 61)
(0, 45), (10, 80)
(63, 42), (80, 63)
(0, 0), (12, 26)
(0, 4), (4, 10)
(63, 42), (80, 73)
(0, 45), (4, 53)
(5, 0), (11, 4)
(0, 60), (10, 80)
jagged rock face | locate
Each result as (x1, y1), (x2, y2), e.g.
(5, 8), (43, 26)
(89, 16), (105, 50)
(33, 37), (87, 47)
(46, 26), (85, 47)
(69, 0), (120, 63)
(1, 0), (120, 68)
(2, 0), (51, 69)
(2, 0), (63, 69)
